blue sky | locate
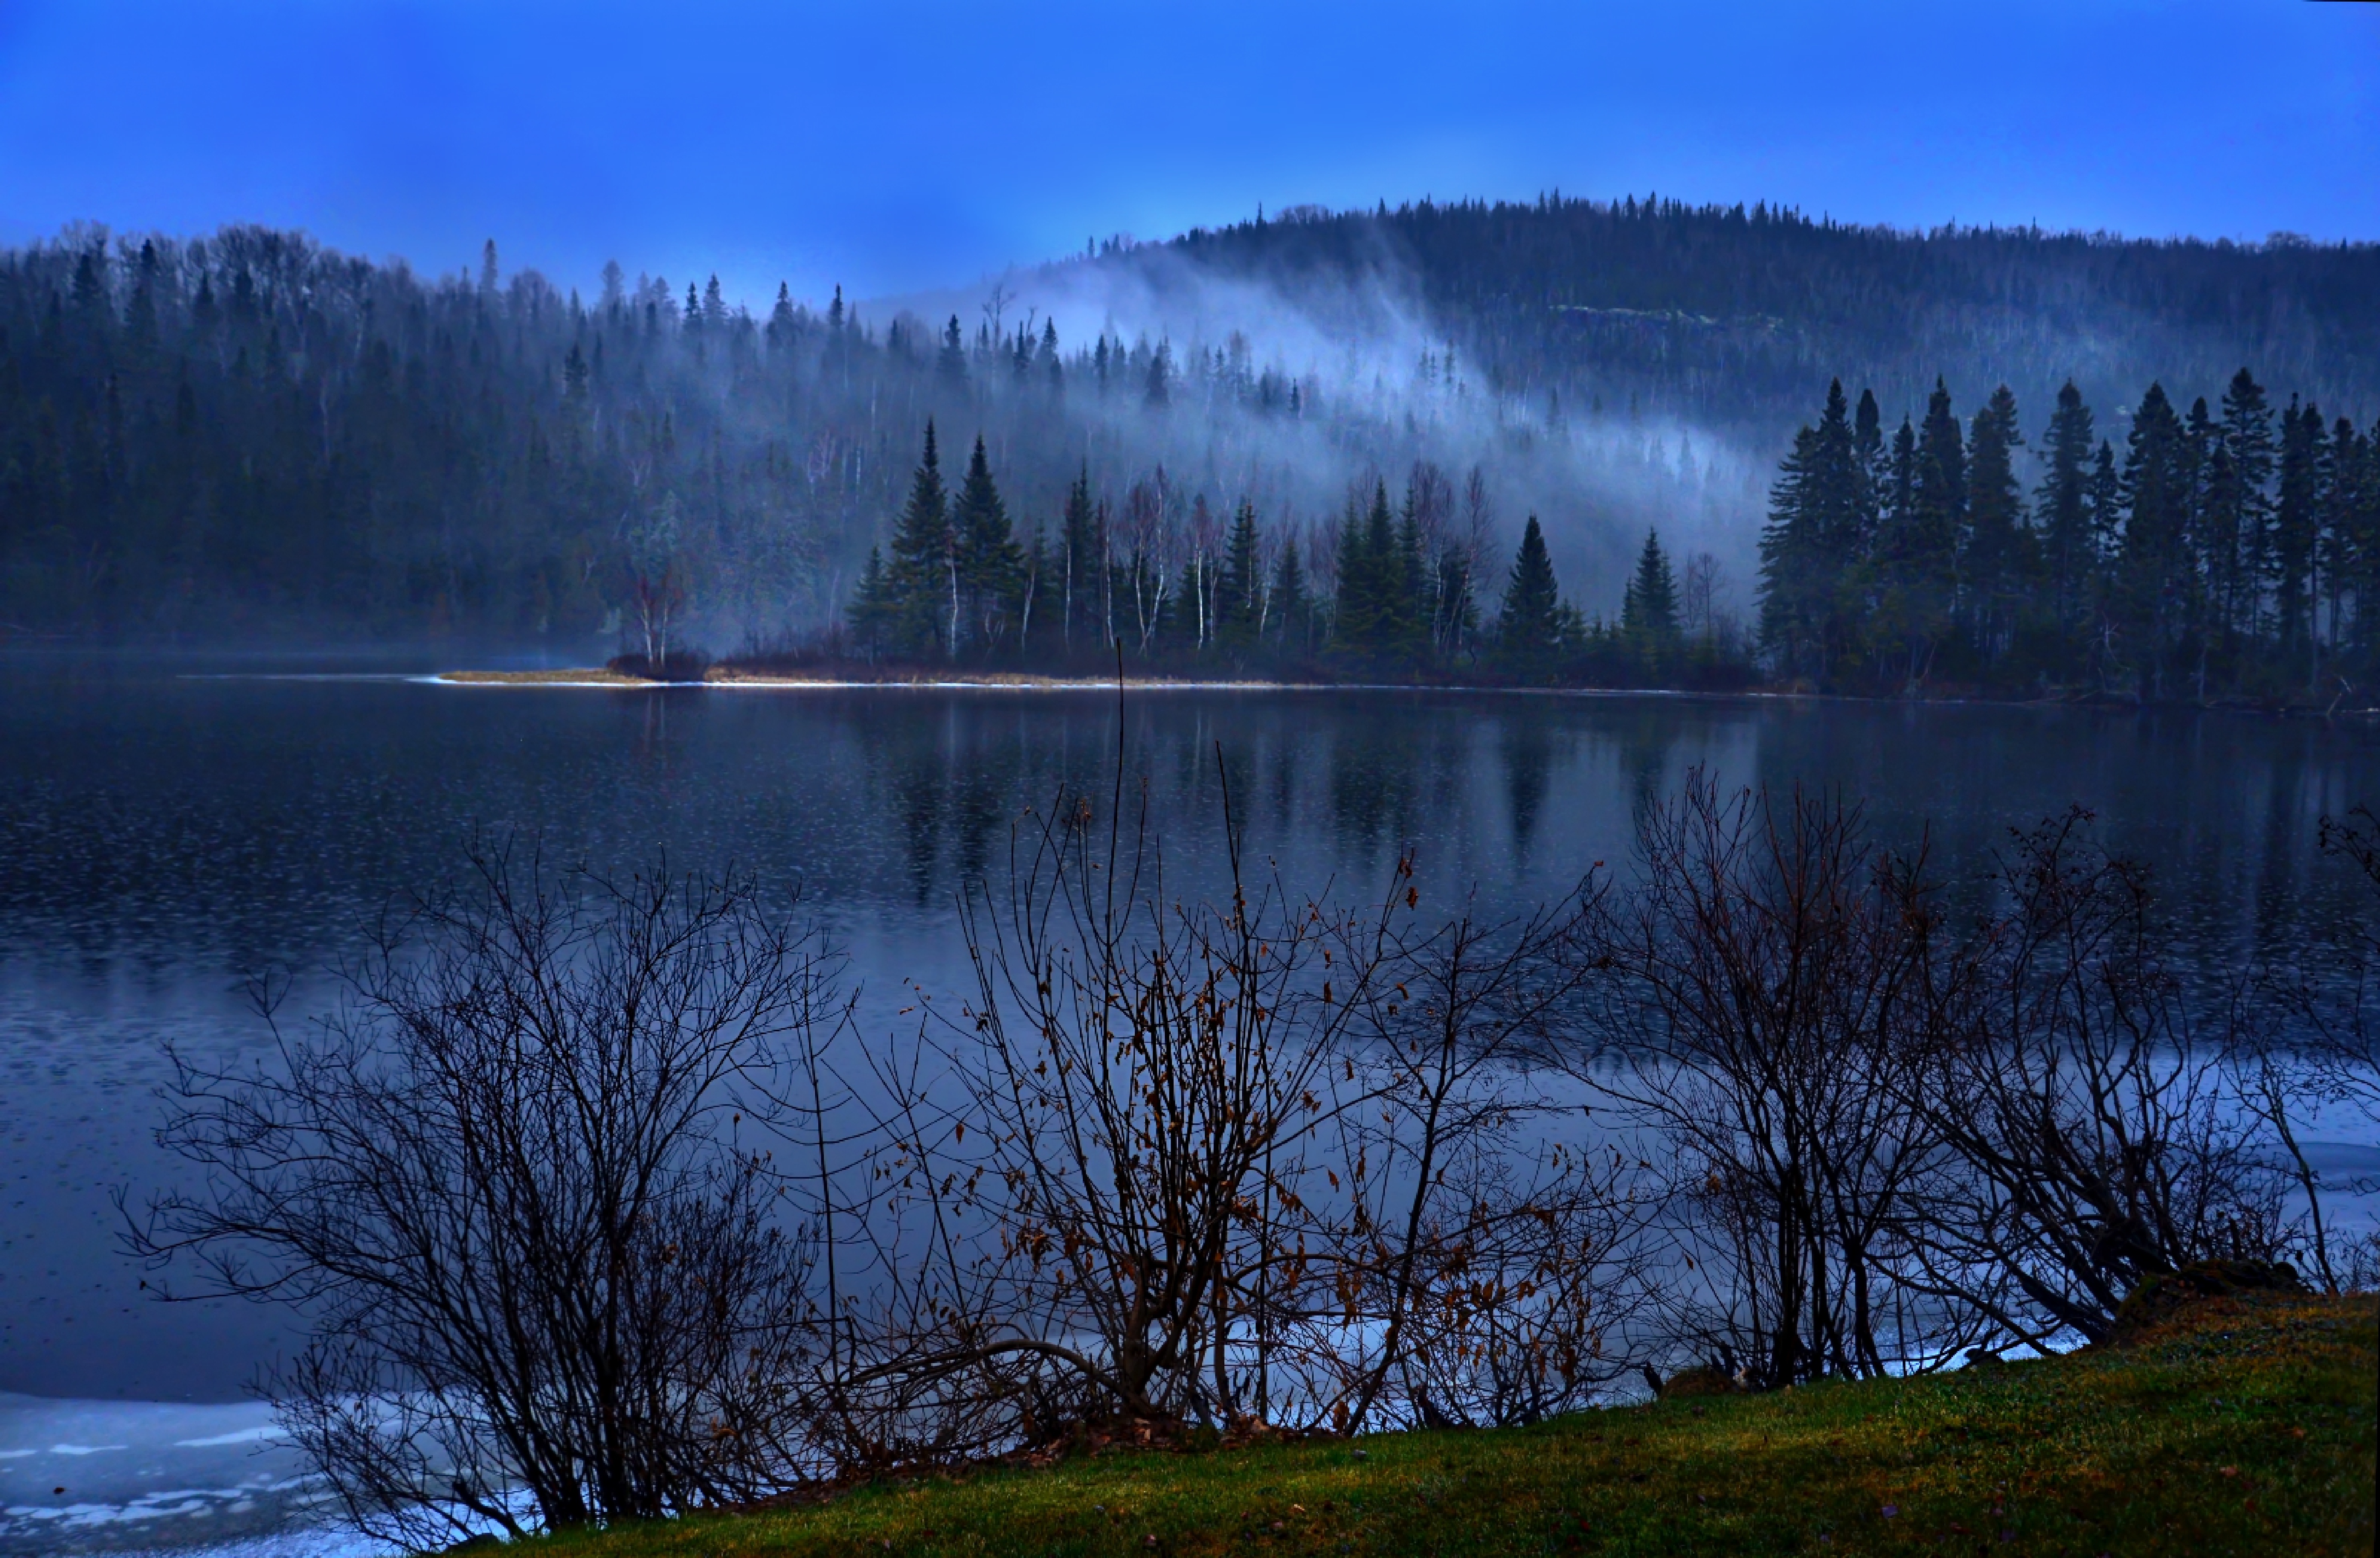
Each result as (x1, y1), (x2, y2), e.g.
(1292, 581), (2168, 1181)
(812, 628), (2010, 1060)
(1, 0), (2374, 305)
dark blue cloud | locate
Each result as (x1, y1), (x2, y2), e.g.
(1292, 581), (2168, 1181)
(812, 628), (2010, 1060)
(1, 0), (2372, 305)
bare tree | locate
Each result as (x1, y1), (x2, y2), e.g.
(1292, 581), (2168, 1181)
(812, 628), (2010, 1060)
(124, 845), (839, 1547)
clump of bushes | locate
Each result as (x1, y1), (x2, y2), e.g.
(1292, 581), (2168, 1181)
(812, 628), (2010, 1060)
(606, 646), (712, 681)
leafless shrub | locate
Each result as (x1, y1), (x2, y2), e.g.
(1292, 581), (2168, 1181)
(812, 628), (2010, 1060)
(1905, 810), (2292, 1346)
(793, 753), (1647, 1462)
(2234, 803), (2380, 1293)
(124, 845), (839, 1547)
(1583, 773), (1970, 1386)
(1325, 878), (1649, 1430)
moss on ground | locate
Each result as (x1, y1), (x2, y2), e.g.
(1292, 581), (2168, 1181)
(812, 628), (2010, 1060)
(527, 1294), (2374, 1557)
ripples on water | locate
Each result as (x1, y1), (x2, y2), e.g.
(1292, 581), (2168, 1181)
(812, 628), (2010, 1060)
(4, 653), (2378, 1549)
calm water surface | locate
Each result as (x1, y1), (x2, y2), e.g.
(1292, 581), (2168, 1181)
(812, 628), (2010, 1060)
(3, 658), (2377, 1545)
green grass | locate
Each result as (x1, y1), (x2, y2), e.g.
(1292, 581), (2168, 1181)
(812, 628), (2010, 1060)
(536, 1295), (2376, 1558)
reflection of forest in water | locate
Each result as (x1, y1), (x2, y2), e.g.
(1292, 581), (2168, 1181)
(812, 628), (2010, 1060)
(0, 671), (2374, 989)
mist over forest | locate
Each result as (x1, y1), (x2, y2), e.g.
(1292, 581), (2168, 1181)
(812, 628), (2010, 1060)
(1, 194), (2374, 649)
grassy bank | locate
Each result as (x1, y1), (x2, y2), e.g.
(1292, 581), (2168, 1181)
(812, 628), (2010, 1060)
(530, 1295), (2374, 1557)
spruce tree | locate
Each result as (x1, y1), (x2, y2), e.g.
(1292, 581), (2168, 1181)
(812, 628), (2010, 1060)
(1220, 499), (1262, 648)
(950, 433), (1020, 651)
(886, 421), (953, 655)
(1145, 340), (1172, 408)
(848, 545), (892, 657)
(1059, 465), (1098, 652)
(1851, 386), (1885, 552)
(2115, 383), (2192, 696)
(1758, 423), (1825, 676)
(2274, 397), (2325, 660)
(2035, 381), (2097, 651)
(2217, 368), (2276, 640)
(1335, 483), (1402, 657)
(1867, 413), (1949, 689)
(1392, 495), (1427, 659)
(1620, 526), (1681, 669)
(1497, 515), (1563, 661)
(1961, 384), (2028, 662)
(938, 315), (968, 387)
(1270, 532), (1309, 656)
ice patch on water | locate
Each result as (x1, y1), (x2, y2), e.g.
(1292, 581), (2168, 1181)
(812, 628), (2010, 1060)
(172, 1430), (285, 1450)
(0, 1393), (377, 1556)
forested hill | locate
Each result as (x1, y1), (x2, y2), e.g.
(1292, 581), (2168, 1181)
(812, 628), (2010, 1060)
(0, 199), (2372, 646)
(1125, 196), (2380, 439)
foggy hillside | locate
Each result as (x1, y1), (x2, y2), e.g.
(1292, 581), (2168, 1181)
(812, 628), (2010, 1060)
(1, 196), (2372, 646)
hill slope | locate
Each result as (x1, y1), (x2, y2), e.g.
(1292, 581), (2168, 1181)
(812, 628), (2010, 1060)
(2, 202), (2373, 644)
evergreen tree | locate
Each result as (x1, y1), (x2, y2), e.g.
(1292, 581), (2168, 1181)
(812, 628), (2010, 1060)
(1145, 340), (1171, 408)
(2035, 381), (2098, 649)
(887, 421), (953, 655)
(1334, 483), (1404, 658)
(1867, 411), (1952, 688)
(1620, 526), (1681, 668)
(1058, 464), (1099, 652)
(848, 544), (892, 656)
(1220, 499), (1262, 649)
(2338, 417), (2380, 659)
(1851, 386), (1885, 557)
(1758, 422), (1825, 676)
(937, 315), (968, 387)
(2114, 383), (2193, 697)
(2273, 397), (2326, 661)
(1392, 496), (1428, 658)
(1755, 380), (1861, 680)
(2087, 439), (2124, 612)
(2216, 368), (2277, 639)
(950, 433), (1021, 651)
(1270, 530), (1310, 656)
(1497, 514), (1563, 661)
(1961, 384), (2028, 661)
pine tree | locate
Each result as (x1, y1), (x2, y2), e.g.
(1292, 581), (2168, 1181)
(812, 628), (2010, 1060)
(2035, 381), (2098, 652)
(1758, 423), (1825, 676)
(1497, 515), (1563, 662)
(2216, 369), (2276, 640)
(1270, 531), (1310, 656)
(1145, 340), (1172, 408)
(1220, 499), (1262, 649)
(765, 283), (797, 355)
(848, 545), (892, 657)
(1038, 319), (1062, 399)
(1620, 527), (1681, 669)
(886, 421), (953, 655)
(2114, 384), (2192, 697)
(1755, 380), (1861, 680)
(950, 433), (1020, 652)
(1392, 496), (1427, 659)
(2274, 397), (2326, 661)
(1059, 465), (1098, 652)
(1334, 480), (1410, 660)
(938, 315), (968, 387)
(1961, 384), (2028, 662)
(1851, 386), (1885, 551)
(1867, 412), (1951, 688)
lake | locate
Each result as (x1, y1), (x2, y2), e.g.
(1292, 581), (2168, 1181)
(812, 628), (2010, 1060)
(4, 656), (2378, 1548)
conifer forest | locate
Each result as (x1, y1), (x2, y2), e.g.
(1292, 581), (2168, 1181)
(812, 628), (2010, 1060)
(3, 196), (2375, 699)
